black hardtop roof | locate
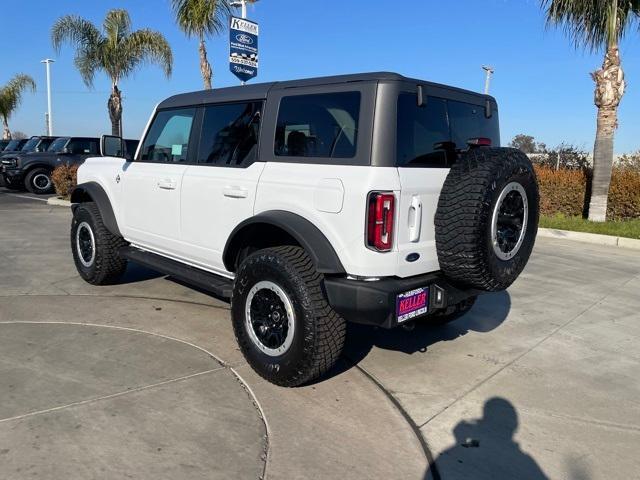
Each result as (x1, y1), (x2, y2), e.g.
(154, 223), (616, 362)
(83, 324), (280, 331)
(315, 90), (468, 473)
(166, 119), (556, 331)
(158, 72), (493, 109)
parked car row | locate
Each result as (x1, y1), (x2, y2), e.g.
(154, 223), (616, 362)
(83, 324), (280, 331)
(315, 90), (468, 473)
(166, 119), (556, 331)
(0, 136), (138, 194)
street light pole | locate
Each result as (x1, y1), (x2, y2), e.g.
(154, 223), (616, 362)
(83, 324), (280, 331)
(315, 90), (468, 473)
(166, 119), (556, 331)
(482, 65), (494, 95)
(41, 59), (54, 136)
(231, 0), (248, 19)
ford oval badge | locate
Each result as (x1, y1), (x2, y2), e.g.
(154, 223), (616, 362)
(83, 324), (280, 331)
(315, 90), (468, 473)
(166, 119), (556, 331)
(406, 253), (420, 262)
(236, 34), (253, 45)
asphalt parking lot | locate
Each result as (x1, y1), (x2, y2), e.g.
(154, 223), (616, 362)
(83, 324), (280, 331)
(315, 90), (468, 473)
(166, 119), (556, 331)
(1, 187), (639, 480)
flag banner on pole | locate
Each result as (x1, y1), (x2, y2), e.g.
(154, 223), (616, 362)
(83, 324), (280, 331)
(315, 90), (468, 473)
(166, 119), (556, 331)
(229, 16), (259, 82)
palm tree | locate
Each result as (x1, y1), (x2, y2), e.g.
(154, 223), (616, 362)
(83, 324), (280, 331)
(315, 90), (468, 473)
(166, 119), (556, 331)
(542, 0), (640, 222)
(0, 74), (36, 140)
(51, 9), (173, 136)
(171, 0), (231, 89)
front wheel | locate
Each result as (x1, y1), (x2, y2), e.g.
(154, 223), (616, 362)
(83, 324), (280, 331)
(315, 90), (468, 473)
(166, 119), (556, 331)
(231, 246), (346, 387)
(25, 168), (54, 194)
(71, 202), (128, 285)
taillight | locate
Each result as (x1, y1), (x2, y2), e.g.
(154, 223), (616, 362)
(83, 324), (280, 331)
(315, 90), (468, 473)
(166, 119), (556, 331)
(467, 137), (492, 147)
(367, 192), (395, 252)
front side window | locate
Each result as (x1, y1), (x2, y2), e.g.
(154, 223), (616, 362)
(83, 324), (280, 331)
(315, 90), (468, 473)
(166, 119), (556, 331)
(448, 100), (500, 150)
(48, 137), (70, 153)
(198, 102), (261, 166)
(275, 92), (360, 159)
(397, 94), (453, 167)
(140, 108), (196, 163)
(21, 138), (40, 152)
(67, 138), (99, 154)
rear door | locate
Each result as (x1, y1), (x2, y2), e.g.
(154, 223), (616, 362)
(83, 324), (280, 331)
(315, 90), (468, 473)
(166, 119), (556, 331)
(395, 89), (500, 277)
(120, 107), (196, 254)
(179, 101), (264, 273)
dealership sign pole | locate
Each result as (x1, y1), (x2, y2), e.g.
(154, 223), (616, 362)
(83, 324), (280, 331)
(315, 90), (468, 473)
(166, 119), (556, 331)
(229, 15), (259, 84)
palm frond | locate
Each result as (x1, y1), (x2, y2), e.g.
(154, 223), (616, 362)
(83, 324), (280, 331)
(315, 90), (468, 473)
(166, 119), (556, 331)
(51, 15), (102, 53)
(171, 0), (231, 38)
(542, 0), (640, 51)
(125, 29), (174, 78)
(0, 74), (36, 121)
(103, 9), (132, 45)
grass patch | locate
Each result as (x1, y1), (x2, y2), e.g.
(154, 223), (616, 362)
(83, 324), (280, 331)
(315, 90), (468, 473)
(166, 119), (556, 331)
(540, 214), (640, 239)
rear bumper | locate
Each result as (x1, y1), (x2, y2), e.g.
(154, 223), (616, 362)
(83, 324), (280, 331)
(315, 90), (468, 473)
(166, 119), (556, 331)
(324, 272), (481, 329)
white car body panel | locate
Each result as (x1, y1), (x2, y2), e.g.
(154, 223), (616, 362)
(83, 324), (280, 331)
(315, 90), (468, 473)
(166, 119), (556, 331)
(180, 162), (266, 270)
(79, 158), (447, 279)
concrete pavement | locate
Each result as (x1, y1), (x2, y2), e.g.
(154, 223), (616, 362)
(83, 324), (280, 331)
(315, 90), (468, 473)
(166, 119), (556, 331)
(1, 187), (639, 479)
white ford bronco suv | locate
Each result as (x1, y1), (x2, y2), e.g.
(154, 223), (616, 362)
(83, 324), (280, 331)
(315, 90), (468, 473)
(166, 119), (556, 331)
(70, 73), (539, 387)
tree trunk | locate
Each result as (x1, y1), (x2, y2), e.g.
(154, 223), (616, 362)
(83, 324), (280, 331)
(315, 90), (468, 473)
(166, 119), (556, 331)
(199, 38), (213, 90)
(588, 45), (625, 222)
(108, 84), (123, 137)
(2, 117), (11, 140)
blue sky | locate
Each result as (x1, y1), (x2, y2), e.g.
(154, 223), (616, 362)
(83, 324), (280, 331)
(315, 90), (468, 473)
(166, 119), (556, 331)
(2, 0), (639, 153)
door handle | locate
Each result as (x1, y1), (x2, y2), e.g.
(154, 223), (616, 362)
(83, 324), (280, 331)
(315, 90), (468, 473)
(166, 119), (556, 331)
(157, 179), (177, 190)
(223, 186), (248, 198)
(408, 195), (422, 242)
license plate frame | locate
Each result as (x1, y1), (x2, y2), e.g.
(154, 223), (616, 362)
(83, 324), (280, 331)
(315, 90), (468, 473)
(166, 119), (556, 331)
(396, 286), (429, 323)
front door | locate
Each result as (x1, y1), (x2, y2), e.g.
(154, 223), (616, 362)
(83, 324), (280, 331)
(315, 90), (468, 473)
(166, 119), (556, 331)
(180, 101), (264, 274)
(121, 107), (197, 256)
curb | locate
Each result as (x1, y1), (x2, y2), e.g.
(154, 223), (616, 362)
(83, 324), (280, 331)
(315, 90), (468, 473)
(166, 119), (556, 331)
(46, 197), (71, 207)
(538, 228), (640, 250)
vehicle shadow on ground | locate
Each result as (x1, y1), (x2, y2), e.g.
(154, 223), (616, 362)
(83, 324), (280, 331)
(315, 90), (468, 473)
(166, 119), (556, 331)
(118, 263), (164, 284)
(336, 290), (511, 376)
(424, 397), (550, 480)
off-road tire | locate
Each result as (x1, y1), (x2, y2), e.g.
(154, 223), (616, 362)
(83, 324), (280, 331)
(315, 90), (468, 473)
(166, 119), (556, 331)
(25, 167), (54, 194)
(231, 246), (346, 387)
(71, 202), (128, 285)
(426, 296), (477, 325)
(435, 148), (539, 291)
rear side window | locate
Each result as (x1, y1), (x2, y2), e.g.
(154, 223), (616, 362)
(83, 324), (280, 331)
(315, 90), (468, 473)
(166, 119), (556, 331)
(396, 94), (499, 167)
(448, 100), (500, 150)
(198, 101), (261, 166)
(275, 92), (360, 159)
(140, 108), (196, 163)
(397, 94), (452, 167)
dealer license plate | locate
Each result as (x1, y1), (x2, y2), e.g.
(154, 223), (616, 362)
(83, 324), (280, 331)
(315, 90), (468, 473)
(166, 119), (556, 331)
(396, 287), (429, 323)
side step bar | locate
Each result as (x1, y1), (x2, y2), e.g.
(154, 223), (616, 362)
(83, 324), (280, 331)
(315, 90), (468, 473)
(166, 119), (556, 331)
(120, 246), (233, 299)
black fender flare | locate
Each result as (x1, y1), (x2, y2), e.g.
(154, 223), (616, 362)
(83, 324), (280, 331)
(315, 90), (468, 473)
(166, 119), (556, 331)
(70, 182), (121, 237)
(223, 211), (345, 274)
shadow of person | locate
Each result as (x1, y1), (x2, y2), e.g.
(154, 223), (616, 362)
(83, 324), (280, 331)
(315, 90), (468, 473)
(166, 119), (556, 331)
(333, 290), (511, 379)
(425, 397), (549, 480)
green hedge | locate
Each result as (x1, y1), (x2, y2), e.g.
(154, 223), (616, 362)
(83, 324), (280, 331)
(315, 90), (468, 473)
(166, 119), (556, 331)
(534, 165), (640, 220)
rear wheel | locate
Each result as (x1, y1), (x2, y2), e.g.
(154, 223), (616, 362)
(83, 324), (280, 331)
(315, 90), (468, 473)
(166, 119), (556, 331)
(71, 202), (128, 285)
(25, 168), (54, 194)
(231, 246), (346, 387)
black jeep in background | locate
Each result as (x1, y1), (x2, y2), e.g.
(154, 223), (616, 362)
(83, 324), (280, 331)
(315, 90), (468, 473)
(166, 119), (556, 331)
(1, 137), (100, 194)
(1, 138), (28, 155)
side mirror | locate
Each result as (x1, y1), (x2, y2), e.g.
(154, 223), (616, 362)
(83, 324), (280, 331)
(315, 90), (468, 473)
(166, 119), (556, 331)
(61, 147), (71, 154)
(101, 135), (125, 158)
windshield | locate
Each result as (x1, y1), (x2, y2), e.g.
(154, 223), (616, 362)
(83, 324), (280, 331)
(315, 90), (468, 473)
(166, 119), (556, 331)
(21, 138), (40, 152)
(47, 137), (70, 152)
(5, 140), (22, 151)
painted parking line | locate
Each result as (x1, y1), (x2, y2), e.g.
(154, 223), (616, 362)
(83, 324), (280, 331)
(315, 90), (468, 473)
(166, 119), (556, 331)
(4, 192), (50, 203)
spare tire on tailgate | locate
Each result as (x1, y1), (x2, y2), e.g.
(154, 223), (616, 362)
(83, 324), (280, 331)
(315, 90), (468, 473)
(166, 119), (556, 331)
(435, 147), (539, 292)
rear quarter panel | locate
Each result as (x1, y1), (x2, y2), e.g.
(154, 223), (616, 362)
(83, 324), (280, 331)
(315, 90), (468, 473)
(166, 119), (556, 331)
(255, 163), (402, 277)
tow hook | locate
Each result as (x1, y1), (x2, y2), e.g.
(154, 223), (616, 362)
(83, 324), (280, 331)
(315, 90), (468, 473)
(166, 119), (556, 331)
(401, 321), (415, 331)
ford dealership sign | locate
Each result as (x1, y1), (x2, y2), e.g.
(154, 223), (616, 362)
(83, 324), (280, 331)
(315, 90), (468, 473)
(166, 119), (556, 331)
(229, 16), (259, 82)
